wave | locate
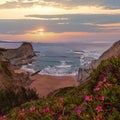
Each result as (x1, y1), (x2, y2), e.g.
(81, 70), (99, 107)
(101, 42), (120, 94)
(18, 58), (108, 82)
(56, 61), (71, 68)
(20, 61), (77, 76)
(73, 50), (85, 55)
(20, 49), (101, 76)
(39, 61), (76, 76)
(21, 65), (35, 73)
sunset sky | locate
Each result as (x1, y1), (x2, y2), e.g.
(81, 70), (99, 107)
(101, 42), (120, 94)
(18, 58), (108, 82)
(0, 0), (120, 43)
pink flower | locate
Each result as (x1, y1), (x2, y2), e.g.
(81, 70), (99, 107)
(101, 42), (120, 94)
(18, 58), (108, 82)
(2, 115), (6, 119)
(99, 96), (104, 101)
(30, 107), (35, 112)
(104, 83), (111, 88)
(59, 97), (64, 102)
(41, 109), (46, 113)
(94, 87), (100, 91)
(21, 108), (25, 112)
(98, 81), (103, 87)
(32, 107), (35, 111)
(84, 95), (89, 101)
(96, 114), (103, 120)
(96, 106), (102, 112)
(76, 109), (81, 115)
(30, 107), (33, 111)
(46, 107), (50, 112)
(84, 95), (92, 101)
(0, 117), (2, 120)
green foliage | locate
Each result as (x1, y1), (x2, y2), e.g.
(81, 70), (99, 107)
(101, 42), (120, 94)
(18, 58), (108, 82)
(0, 61), (12, 76)
(0, 87), (38, 115)
(2, 56), (120, 120)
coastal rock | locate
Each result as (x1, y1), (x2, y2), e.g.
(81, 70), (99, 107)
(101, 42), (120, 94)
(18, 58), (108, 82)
(92, 40), (120, 69)
(0, 57), (31, 89)
(2, 42), (36, 67)
(78, 40), (120, 81)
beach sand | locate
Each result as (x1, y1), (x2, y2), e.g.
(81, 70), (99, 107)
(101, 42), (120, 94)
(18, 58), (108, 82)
(15, 70), (79, 98)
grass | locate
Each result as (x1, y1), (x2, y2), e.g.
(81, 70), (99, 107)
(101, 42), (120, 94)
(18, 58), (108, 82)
(1, 56), (120, 120)
(0, 61), (12, 77)
(0, 87), (38, 115)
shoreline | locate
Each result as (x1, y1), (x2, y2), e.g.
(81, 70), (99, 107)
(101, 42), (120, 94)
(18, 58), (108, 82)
(15, 69), (79, 98)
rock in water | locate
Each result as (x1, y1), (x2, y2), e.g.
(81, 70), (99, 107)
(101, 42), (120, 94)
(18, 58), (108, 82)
(2, 42), (36, 67)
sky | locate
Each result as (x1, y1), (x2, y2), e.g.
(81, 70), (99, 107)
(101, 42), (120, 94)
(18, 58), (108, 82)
(0, 0), (120, 43)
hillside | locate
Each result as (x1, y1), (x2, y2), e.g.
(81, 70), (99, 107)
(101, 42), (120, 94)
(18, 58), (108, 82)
(3, 55), (120, 120)
(0, 43), (38, 116)
(0, 41), (120, 119)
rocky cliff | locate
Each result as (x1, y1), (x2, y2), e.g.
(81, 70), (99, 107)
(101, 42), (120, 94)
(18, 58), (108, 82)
(92, 40), (120, 68)
(0, 57), (31, 90)
(2, 42), (35, 67)
(78, 40), (120, 81)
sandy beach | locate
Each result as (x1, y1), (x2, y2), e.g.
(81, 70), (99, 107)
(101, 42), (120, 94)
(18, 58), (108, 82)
(15, 70), (79, 98)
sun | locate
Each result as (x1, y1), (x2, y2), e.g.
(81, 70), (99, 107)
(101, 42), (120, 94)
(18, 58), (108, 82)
(39, 28), (45, 36)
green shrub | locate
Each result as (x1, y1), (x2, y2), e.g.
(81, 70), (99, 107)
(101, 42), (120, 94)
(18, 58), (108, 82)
(0, 61), (12, 76)
(0, 86), (38, 115)
(4, 56), (120, 120)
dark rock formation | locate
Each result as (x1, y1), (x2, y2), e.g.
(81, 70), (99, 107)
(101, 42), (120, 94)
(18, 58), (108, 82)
(2, 42), (36, 67)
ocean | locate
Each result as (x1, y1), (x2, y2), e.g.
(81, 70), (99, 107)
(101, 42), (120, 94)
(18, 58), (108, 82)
(0, 42), (112, 76)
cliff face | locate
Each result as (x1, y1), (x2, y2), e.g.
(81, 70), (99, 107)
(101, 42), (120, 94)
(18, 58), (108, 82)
(78, 40), (120, 81)
(2, 42), (35, 67)
(0, 42), (35, 89)
(92, 40), (120, 68)
(0, 57), (30, 90)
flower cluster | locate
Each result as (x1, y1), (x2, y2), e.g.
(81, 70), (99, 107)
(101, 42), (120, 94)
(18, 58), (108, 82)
(94, 77), (111, 92)
(84, 95), (92, 101)
(41, 107), (50, 113)
(30, 107), (36, 112)
(76, 109), (81, 115)
(4, 56), (120, 120)
(96, 106), (102, 112)
(0, 115), (6, 120)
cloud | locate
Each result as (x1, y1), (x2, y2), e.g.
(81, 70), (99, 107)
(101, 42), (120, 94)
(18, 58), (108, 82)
(25, 14), (120, 24)
(43, 0), (120, 9)
(0, 0), (120, 9)
(0, 0), (44, 9)
(0, 14), (120, 35)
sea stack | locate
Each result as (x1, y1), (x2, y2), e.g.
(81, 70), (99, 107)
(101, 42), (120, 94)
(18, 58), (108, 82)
(2, 42), (36, 67)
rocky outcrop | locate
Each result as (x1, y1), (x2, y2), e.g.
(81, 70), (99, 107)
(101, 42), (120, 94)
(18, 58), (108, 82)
(0, 58), (31, 88)
(2, 42), (35, 67)
(92, 40), (120, 69)
(78, 40), (120, 81)
(0, 42), (35, 90)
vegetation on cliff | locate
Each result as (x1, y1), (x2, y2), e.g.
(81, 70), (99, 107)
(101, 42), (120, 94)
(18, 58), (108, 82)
(0, 59), (38, 117)
(1, 56), (119, 120)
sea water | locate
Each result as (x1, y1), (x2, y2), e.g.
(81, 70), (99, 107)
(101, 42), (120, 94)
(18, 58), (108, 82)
(0, 42), (112, 76)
